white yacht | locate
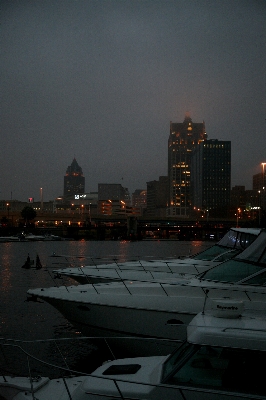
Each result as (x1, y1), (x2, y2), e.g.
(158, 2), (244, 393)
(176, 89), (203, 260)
(27, 230), (266, 355)
(1, 302), (266, 399)
(52, 227), (261, 284)
(24, 233), (46, 241)
(0, 236), (21, 242)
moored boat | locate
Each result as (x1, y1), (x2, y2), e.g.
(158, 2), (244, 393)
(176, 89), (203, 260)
(1, 301), (266, 399)
(0, 235), (23, 242)
(27, 229), (266, 356)
(52, 227), (261, 284)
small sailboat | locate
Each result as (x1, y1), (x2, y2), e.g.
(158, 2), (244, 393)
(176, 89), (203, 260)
(35, 254), (42, 270)
(21, 254), (31, 269)
(21, 254), (41, 269)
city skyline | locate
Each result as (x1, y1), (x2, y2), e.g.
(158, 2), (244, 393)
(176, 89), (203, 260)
(1, 1), (265, 202)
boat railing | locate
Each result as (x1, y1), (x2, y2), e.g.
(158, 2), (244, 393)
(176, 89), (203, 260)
(52, 266), (192, 285)
(0, 337), (264, 400)
(50, 254), (198, 274)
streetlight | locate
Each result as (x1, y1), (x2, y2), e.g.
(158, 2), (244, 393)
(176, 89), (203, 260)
(89, 203), (91, 223)
(258, 191), (261, 226)
(236, 208), (240, 227)
(262, 163), (266, 210)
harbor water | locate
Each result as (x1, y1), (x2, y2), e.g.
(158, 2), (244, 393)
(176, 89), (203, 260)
(0, 239), (211, 378)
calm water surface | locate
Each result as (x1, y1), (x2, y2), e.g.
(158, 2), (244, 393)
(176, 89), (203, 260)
(0, 239), (211, 377)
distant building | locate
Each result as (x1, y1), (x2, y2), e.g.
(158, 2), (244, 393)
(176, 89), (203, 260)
(98, 183), (131, 215)
(131, 189), (147, 216)
(253, 171), (266, 210)
(0, 199), (55, 214)
(146, 176), (168, 217)
(98, 183), (130, 203)
(191, 139), (231, 216)
(230, 186), (260, 211)
(168, 113), (207, 217)
(245, 190), (259, 208)
(63, 158), (85, 200)
(231, 186), (246, 209)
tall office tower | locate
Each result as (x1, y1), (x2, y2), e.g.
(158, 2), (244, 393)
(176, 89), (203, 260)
(191, 140), (231, 216)
(64, 158), (85, 199)
(168, 113), (207, 216)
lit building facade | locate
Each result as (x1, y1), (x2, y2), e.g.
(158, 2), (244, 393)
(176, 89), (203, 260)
(63, 158), (85, 200)
(98, 183), (131, 215)
(132, 189), (147, 216)
(191, 139), (231, 215)
(168, 114), (207, 216)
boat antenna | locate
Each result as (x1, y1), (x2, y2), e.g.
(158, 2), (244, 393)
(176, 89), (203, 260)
(202, 289), (209, 315)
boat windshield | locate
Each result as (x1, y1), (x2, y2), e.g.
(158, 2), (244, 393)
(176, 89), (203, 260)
(199, 259), (265, 283)
(193, 245), (235, 261)
(162, 345), (266, 396)
(193, 229), (258, 261)
(217, 229), (258, 250)
(193, 246), (240, 261)
(162, 342), (196, 381)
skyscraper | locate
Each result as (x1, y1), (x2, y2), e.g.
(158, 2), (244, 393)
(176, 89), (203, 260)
(191, 139), (231, 216)
(64, 158), (85, 199)
(168, 113), (207, 216)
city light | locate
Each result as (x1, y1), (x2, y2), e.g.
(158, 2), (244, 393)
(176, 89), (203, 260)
(262, 163), (266, 211)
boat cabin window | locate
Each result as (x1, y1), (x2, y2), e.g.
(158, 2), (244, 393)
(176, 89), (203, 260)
(163, 345), (266, 396)
(200, 259), (264, 283)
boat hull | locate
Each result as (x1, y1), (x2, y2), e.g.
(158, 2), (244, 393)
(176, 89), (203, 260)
(28, 279), (266, 356)
(39, 295), (193, 355)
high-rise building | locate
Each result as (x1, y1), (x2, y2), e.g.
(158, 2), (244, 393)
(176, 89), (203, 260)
(63, 158), (85, 199)
(191, 139), (231, 215)
(168, 113), (207, 216)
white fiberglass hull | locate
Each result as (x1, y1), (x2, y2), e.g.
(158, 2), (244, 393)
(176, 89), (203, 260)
(27, 280), (266, 355)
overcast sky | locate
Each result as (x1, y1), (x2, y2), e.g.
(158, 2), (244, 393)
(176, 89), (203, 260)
(1, 0), (265, 202)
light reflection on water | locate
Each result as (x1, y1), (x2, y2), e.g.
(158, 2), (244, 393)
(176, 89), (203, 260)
(0, 239), (211, 376)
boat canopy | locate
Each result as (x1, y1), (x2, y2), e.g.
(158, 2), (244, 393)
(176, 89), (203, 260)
(235, 230), (266, 264)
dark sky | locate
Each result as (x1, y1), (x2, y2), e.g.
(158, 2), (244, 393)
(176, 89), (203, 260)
(1, 0), (265, 202)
